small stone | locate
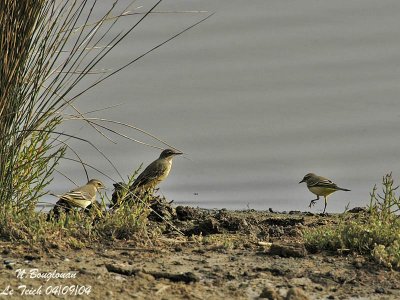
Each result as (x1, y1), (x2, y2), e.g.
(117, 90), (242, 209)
(259, 286), (283, 300)
(193, 248), (206, 254)
(269, 226), (285, 237)
(290, 277), (312, 287)
(4, 260), (15, 269)
(285, 287), (310, 300)
(106, 291), (113, 297)
(114, 275), (126, 281)
(239, 282), (248, 288)
(323, 257), (335, 263)
(353, 256), (365, 269)
(2, 249), (10, 255)
(225, 272), (236, 280)
(348, 207), (366, 213)
(268, 243), (307, 258)
(136, 271), (155, 281)
(4, 260), (15, 265)
(375, 287), (385, 294)
(213, 265), (223, 272)
(24, 255), (41, 261)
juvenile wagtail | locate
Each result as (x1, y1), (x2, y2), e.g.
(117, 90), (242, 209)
(53, 179), (105, 208)
(48, 179), (105, 220)
(299, 173), (350, 214)
(130, 148), (183, 192)
(111, 149), (182, 206)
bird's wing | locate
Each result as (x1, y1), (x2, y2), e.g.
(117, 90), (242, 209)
(60, 190), (93, 202)
(309, 177), (338, 189)
(131, 160), (167, 188)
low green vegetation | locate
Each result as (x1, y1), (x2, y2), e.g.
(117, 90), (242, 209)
(0, 0), (155, 248)
(95, 173), (153, 241)
(2, 1), (399, 274)
(304, 173), (400, 269)
(0, 1), (207, 248)
(0, 174), (154, 249)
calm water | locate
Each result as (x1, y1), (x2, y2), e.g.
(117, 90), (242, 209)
(44, 0), (400, 213)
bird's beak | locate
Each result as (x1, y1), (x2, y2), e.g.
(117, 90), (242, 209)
(299, 179), (304, 184)
(174, 152), (183, 156)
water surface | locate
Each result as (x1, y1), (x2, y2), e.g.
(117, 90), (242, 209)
(45, 0), (400, 213)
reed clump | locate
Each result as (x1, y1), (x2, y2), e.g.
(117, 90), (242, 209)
(0, 0), (165, 243)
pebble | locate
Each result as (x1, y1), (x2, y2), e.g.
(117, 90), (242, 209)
(136, 271), (155, 281)
(106, 290), (113, 297)
(2, 249), (10, 255)
(375, 287), (385, 294)
(259, 286), (283, 300)
(4, 260), (15, 269)
(352, 256), (366, 269)
(285, 287), (310, 300)
(268, 243), (307, 258)
(24, 255), (41, 261)
(323, 257), (335, 263)
(114, 275), (126, 281)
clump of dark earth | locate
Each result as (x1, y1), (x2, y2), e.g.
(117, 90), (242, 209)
(147, 201), (310, 239)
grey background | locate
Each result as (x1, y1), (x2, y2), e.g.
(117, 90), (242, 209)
(44, 0), (400, 213)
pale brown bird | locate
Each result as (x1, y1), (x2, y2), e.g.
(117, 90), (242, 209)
(48, 179), (105, 220)
(299, 173), (350, 214)
(111, 149), (182, 207)
(130, 148), (183, 192)
(53, 179), (105, 208)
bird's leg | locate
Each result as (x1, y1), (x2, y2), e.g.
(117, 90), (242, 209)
(322, 196), (328, 215)
(308, 196), (320, 208)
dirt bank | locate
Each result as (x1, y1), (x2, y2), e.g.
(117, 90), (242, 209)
(0, 205), (399, 299)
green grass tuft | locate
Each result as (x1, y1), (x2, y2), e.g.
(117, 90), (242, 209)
(304, 173), (400, 269)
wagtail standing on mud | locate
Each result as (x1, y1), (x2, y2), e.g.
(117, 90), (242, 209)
(299, 173), (350, 214)
(130, 148), (183, 192)
(111, 149), (182, 206)
(48, 179), (105, 220)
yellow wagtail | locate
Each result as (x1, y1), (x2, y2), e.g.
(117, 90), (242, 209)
(130, 148), (183, 192)
(53, 179), (105, 209)
(48, 179), (105, 220)
(111, 149), (183, 206)
(299, 173), (350, 214)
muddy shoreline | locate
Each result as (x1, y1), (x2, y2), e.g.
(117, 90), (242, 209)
(1, 205), (399, 299)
